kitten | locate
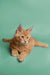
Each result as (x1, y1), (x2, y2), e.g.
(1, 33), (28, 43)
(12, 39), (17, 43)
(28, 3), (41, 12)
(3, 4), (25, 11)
(3, 24), (48, 62)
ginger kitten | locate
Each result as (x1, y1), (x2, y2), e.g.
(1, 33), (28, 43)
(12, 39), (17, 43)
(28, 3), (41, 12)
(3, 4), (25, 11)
(3, 24), (48, 62)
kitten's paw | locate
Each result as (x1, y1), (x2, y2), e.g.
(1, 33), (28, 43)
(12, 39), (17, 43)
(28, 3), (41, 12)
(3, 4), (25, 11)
(18, 57), (24, 62)
(18, 55), (26, 62)
(46, 44), (48, 47)
(12, 50), (18, 56)
(12, 53), (18, 56)
(44, 44), (48, 48)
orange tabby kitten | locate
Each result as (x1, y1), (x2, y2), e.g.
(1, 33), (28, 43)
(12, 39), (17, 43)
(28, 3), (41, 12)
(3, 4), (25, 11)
(3, 24), (48, 62)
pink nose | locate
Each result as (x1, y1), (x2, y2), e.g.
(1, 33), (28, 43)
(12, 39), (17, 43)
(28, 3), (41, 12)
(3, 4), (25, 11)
(25, 41), (26, 43)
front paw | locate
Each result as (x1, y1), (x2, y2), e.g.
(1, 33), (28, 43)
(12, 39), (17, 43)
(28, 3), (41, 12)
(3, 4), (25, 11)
(12, 53), (18, 56)
(18, 54), (26, 62)
(12, 50), (18, 56)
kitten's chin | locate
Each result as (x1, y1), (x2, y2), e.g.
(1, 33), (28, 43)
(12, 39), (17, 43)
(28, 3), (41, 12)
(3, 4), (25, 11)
(21, 41), (28, 45)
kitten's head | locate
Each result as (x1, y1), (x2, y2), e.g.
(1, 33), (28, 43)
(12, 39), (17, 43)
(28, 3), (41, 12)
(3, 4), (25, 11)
(14, 24), (33, 45)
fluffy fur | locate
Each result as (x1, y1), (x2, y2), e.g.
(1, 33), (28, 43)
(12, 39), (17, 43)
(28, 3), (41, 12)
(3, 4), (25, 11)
(3, 24), (48, 62)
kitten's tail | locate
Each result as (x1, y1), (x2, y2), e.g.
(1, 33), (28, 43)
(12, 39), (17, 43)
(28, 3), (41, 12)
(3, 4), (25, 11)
(3, 38), (13, 42)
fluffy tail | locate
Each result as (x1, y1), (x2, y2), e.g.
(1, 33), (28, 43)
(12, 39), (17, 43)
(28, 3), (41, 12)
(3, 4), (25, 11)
(3, 38), (13, 42)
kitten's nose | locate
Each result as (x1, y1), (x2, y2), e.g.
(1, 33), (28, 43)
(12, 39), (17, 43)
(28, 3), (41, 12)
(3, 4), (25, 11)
(25, 41), (27, 43)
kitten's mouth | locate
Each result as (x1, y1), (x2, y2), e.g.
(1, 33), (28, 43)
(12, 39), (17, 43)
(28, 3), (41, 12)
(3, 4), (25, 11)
(21, 41), (28, 45)
(24, 42), (28, 44)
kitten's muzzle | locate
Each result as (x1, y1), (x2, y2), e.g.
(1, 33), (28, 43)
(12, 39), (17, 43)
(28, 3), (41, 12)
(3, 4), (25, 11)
(21, 41), (28, 44)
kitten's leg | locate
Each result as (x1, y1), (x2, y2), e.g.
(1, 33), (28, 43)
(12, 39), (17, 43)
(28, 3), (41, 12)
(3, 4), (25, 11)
(18, 50), (31, 62)
(34, 40), (48, 47)
(12, 49), (18, 56)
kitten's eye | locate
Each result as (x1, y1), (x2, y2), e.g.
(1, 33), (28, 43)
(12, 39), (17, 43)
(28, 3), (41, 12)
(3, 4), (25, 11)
(27, 36), (29, 39)
(21, 36), (24, 38)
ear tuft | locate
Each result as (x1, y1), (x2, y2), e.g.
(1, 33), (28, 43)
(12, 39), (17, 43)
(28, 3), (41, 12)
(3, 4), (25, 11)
(28, 26), (33, 33)
(17, 24), (22, 33)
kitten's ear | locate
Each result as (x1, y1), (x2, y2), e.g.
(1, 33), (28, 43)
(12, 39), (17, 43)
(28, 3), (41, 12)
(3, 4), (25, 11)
(17, 24), (23, 33)
(27, 26), (33, 34)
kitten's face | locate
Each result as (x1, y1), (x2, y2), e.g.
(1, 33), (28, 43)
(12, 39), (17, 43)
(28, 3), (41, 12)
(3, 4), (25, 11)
(15, 30), (31, 44)
(15, 25), (33, 45)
